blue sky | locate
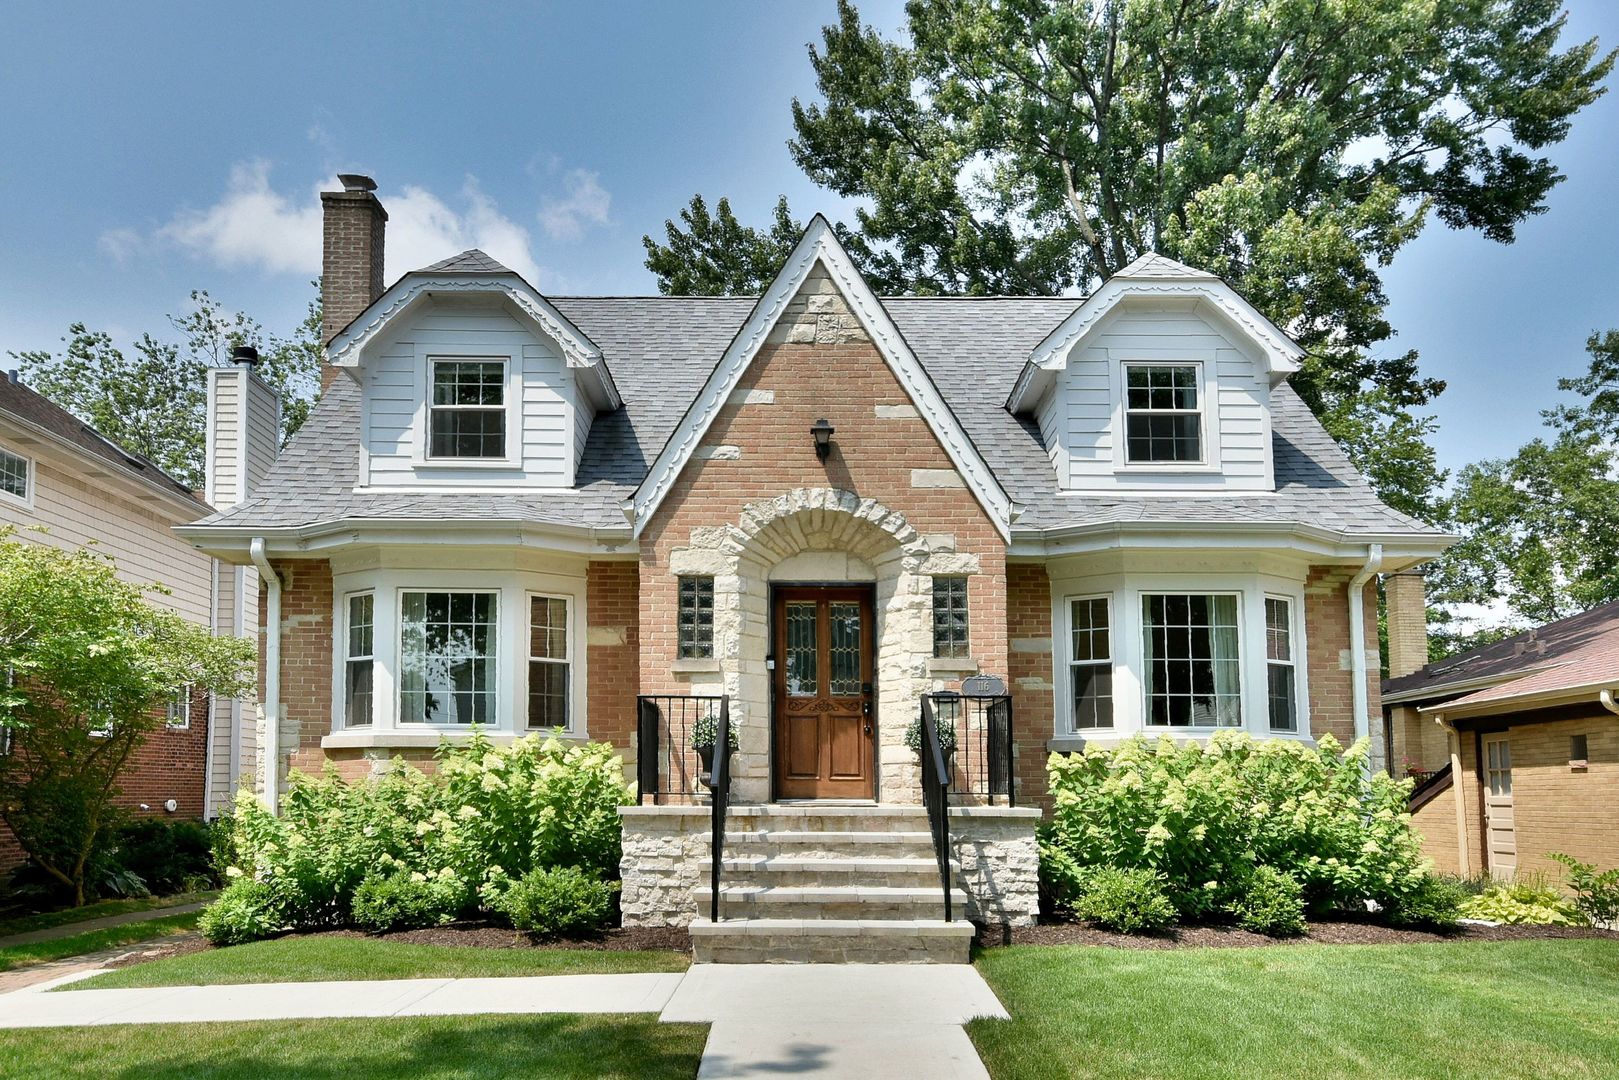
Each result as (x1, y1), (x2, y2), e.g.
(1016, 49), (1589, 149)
(1, 1), (1614, 482)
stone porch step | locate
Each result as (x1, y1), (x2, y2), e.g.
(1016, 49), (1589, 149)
(688, 917), (975, 964)
(699, 855), (956, 889)
(693, 883), (970, 921)
(704, 830), (938, 856)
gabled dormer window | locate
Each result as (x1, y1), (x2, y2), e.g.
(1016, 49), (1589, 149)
(1124, 364), (1202, 464)
(429, 359), (507, 459)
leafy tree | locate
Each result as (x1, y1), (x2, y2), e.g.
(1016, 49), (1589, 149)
(646, 0), (1612, 518)
(643, 195), (802, 295)
(0, 528), (255, 905)
(11, 282), (323, 491)
(1430, 330), (1619, 627)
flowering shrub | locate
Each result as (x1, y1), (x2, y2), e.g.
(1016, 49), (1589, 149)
(209, 732), (633, 943)
(1042, 733), (1439, 925)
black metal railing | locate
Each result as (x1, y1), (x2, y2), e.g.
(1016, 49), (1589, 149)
(924, 690), (1016, 806)
(636, 695), (727, 804)
(918, 694), (954, 922)
(708, 698), (732, 923)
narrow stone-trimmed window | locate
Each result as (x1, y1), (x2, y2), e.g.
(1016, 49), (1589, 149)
(1069, 597), (1113, 729)
(1265, 597), (1297, 732)
(1124, 364), (1202, 463)
(677, 576), (715, 659)
(166, 685), (193, 730)
(345, 593), (375, 727)
(428, 359), (506, 458)
(0, 447), (30, 502)
(932, 576), (970, 659)
(528, 595), (571, 730)
(399, 591), (497, 724)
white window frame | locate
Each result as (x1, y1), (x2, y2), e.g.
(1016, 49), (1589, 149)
(397, 588), (501, 728)
(0, 444), (34, 509)
(1264, 594), (1300, 732)
(1067, 593), (1114, 732)
(414, 353), (521, 469)
(343, 591), (376, 729)
(1120, 361), (1207, 467)
(525, 591), (575, 733)
(166, 685), (193, 730)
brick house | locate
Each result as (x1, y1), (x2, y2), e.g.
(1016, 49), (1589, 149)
(1385, 590), (1619, 880)
(0, 365), (264, 870)
(177, 175), (1448, 960)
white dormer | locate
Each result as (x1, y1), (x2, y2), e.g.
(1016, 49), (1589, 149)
(325, 250), (619, 490)
(1007, 254), (1301, 492)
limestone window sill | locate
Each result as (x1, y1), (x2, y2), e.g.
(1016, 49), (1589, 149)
(671, 658), (722, 675)
(321, 729), (587, 750)
(927, 657), (980, 677)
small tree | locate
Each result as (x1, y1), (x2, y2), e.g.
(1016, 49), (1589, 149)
(0, 529), (255, 905)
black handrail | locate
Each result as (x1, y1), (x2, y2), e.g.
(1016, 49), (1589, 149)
(706, 697), (732, 923)
(919, 694), (953, 922)
(924, 691), (1016, 805)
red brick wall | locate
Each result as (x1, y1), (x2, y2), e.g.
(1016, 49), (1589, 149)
(262, 559), (336, 778)
(1304, 567), (1381, 751)
(587, 560), (639, 749)
(1008, 562), (1054, 807)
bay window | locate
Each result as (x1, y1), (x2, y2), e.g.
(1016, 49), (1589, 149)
(399, 591), (497, 725)
(527, 595), (570, 730)
(1265, 596), (1298, 732)
(1069, 597), (1113, 729)
(1142, 593), (1241, 727)
(345, 593), (375, 726)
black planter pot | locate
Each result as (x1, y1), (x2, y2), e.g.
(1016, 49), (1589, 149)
(697, 745), (734, 790)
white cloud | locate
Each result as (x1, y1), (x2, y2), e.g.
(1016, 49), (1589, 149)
(537, 169), (612, 243)
(105, 162), (548, 286)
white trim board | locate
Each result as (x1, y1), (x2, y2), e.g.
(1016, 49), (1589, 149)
(628, 215), (1012, 540)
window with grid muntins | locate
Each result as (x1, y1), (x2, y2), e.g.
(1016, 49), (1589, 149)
(1125, 365), (1202, 463)
(1070, 597), (1113, 729)
(0, 448), (28, 500)
(1265, 597), (1297, 731)
(678, 576), (715, 659)
(429, 360), (506, 459)
(166, 685), (192, 730)
(1142, 593), (1242, 726)
(346, 593), (375, 726)
(528, 596), (570, 730)
(932, 576), (970, 658)
(399, 591), (496, 724)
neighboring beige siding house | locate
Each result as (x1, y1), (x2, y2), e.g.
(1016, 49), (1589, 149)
(0, 363), (270, 856)
(177, 175), (1451, 962)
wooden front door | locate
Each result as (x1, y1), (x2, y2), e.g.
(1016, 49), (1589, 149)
(773, 586), (875, 799)
(1483, 734), (1517, 879)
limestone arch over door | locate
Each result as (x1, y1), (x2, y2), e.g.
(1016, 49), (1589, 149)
(666, 488), (974, 804)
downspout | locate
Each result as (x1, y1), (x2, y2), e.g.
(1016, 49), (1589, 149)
(1346, 543), (1384, 759)
(1601, 689), (1619, 716)
(202, 557), (219, 819)
(248, 539), (282, 815)
(1434, 713), (1471, 878)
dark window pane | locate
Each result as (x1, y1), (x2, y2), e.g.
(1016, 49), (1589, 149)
(830, 602), (863, 694)
(1268, 664), (1297, 731)
(527, 661), (569, 729)
(1141, 593), (1242, 727)
(785, 602), (818, 696)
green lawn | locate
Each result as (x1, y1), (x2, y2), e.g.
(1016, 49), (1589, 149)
(0, 891), (213, 939)
(0, 912), (200, 973)
(66, 933), (690, 990)
(0, 1015), (707, 1079)
(969, 939), (1619, 1080)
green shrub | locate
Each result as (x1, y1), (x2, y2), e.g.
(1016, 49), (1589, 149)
(1386, 874), (1468, 930)
(1043, 733), (1432, 921)
(220, 732), (633, 936)
(351, 872), (463, 933)
(485, 866), (613, 937)
(207, 815), (239, 883)
(1460, 875), (1579, 925)
(199, 879), (290, 946)
(110, 819), (215, 894)
(1037, 841), (1091, 913)
(1226, 866), (1306, 936)
(1072, 866), (1177, 934)
(1550, 853), (1619, 926)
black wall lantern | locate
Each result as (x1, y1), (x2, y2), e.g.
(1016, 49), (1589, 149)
(811, 418), (835, 461)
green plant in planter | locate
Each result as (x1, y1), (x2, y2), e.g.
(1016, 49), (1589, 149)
(904, 714), (958, 757)
(691, 711), (739, 752)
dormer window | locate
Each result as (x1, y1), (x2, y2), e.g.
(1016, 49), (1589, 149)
(1124, 364), (1202, 464)
(429, 360), (507, 459)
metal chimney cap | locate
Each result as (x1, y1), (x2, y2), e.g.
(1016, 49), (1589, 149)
(337, 173), (377, 193)
(231, 345), (260, 367)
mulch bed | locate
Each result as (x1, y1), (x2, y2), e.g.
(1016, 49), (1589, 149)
(982, 917), (1619, 951)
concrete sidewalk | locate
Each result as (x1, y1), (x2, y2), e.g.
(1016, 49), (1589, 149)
(0, 902), (207, 949)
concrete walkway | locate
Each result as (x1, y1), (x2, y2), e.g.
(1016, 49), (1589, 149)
(0, 902), (207, 949)
(0, 963), (1006, 1078)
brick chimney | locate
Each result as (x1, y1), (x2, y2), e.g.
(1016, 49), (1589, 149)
(1384, 569), (1429, 679)
(320, 174), (388, 388)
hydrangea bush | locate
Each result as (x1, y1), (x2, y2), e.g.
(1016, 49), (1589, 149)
(1041, 732), (1447, 929)
(204, 732), (633, 945)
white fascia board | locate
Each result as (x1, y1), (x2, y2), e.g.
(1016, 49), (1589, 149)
(629, 215), (1012, 540)
(0, 410), (208, 519)
(326, 273), (620, 409)
(1421, 678), (1618, 719)
(173, 518), (636, 562)
(1006, 274), (1306, 414)
(1007, 520), (1452, 562)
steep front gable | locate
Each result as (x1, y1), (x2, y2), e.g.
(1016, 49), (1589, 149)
(630, 216), (1012, 539)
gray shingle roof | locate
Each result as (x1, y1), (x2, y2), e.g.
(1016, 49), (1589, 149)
(192, 294), (1442, 540)
(418, 249), (513, 274)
